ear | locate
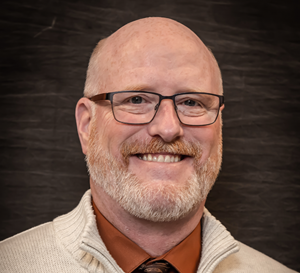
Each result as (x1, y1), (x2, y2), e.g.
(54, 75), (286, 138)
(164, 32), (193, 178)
(220, 104), (225, 111)
(75, 97), (94, 155)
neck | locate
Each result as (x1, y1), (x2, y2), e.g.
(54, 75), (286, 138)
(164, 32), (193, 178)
(90, 181), (205, 257)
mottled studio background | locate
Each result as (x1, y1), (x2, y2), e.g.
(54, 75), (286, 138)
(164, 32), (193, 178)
(0, 0), (299, 271)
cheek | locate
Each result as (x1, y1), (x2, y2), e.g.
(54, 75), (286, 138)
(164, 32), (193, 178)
(186, 125), (221, 162)
(94, 109), (114, 136)
(95, 108), (145, 158)
(207, 122), (222, 157)
(93, 109), (117, 154)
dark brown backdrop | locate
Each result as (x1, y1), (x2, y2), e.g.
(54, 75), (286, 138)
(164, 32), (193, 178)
(1, 0), (299, 271)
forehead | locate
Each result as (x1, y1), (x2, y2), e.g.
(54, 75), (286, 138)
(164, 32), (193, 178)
(95, 20), (220, 94)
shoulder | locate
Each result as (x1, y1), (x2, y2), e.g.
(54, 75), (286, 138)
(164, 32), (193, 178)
(0, 221), (55, 254)
(213, 241), (297, 273)
(1, 222), (55, 271)
(0, 222), (86, 273)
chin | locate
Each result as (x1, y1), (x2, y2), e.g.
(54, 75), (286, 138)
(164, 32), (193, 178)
(86, 119), (222, 222)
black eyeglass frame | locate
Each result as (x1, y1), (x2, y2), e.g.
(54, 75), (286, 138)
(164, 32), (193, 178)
(88, 90), (225, 126)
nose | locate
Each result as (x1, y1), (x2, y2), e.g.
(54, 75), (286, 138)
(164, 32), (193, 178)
(147, 99), (184, 142)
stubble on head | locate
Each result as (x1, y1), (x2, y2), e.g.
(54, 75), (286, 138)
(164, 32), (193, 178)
(83, 18), (223, 99)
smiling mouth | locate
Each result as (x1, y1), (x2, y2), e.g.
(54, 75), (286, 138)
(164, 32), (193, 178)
(136, 153), (186, 163)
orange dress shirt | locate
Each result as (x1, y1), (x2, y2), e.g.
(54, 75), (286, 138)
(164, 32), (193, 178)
(92, 201), (201, 273)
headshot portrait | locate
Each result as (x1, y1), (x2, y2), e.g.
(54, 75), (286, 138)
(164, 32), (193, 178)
(0, 1), (299, 272)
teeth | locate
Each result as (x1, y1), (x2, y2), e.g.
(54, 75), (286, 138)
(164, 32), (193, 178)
(138, 154), (182, 163)
(157, 155), (164, 162)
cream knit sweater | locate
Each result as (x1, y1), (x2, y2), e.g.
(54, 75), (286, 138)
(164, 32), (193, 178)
(0, 190), (297, 273)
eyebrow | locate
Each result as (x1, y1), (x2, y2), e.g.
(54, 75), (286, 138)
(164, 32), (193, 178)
(123, 85), (208, 94)
(183, 87), (208, 93)
(123, 85), (152, 91)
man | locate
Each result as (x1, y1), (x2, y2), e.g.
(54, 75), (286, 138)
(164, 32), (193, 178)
(0, 17), (296, 273)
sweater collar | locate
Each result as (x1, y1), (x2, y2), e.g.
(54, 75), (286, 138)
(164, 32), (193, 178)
(198, 208), (239, 272)
(53, 190), (239, 273)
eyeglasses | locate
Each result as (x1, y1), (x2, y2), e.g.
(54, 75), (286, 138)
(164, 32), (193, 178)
(88, 91), (224, 126)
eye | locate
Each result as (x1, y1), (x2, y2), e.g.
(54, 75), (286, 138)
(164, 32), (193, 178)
(183, 99), (198, 107)
(129, 96), (144, 104)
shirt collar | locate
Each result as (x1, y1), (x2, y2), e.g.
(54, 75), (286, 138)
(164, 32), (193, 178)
(92, 200), (201, 273)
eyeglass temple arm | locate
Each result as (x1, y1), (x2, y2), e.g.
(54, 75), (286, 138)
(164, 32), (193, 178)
(220, 96), (225, 106)
(88, 93), (111, 102)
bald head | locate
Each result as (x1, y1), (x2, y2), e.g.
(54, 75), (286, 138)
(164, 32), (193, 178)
(84, 17), (222, 98)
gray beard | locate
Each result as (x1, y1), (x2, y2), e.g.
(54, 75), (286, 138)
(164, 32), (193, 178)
(86, 121), (222, 222)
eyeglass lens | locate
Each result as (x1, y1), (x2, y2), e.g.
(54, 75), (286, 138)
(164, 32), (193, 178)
(112, 92), (221, 125)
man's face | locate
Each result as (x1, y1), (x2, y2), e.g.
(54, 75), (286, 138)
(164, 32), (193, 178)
(86, 27), (223, 222)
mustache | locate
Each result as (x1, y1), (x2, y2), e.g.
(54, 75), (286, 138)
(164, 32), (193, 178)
(121, 137), (202, 163)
